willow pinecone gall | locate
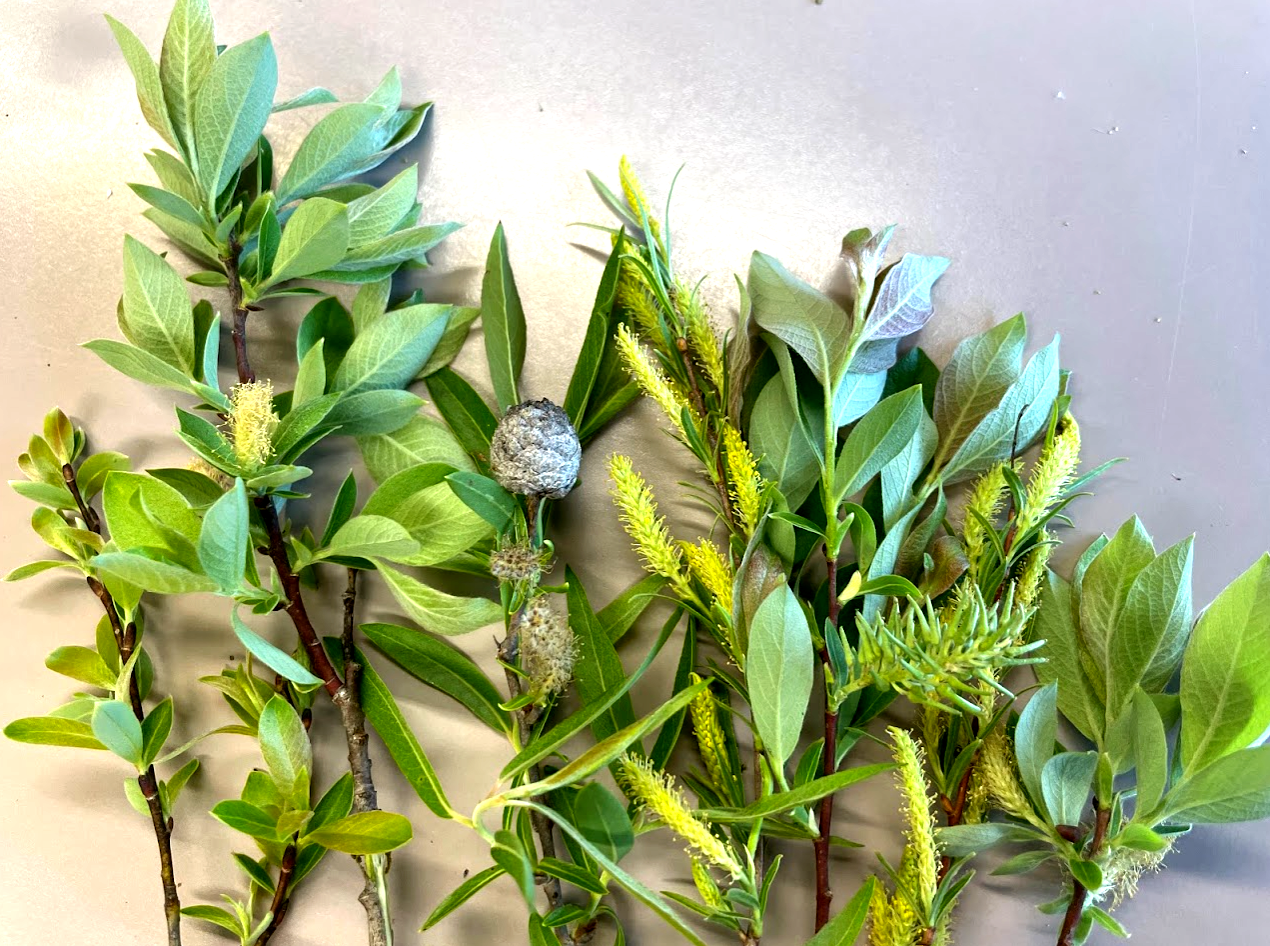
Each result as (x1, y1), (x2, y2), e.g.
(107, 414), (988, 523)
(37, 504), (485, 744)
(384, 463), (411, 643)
(490, 399), (581, 499)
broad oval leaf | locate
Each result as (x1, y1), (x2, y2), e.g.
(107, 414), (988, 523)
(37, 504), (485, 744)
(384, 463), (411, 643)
(747, 584), (813, 766)
(193, 34), (277, 201)
(306, 810), (413, 854)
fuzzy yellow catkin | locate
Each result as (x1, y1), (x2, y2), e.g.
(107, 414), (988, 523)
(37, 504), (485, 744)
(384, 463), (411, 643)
(616, 754), (743, 878)
(618, 155), (662, 242)
(608, 454), (690, 594)
(961, 461), (1011, 577)
(720, 422), (765, 536)
(228, 380), (278, 470)
(614, 325), (693, 438)
(683, 540), (734, 606)
(978, 730), (1038, 824)
(676, 284), (727, 394)
(1014, 528), (1050, 609)
(617, 273), (665, 341)
(1015, 414), (1082, 540)
(691, 858), (727, 910)
(869, 848), (921, 946)
(889, 727), (939, 911)
(688, 673), (729, 791)
(186, 457), (232, 489)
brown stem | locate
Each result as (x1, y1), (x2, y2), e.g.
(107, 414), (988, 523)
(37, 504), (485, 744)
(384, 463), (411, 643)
(254, 840), (298, 946)
(1056, 803), (1111, 946)
(64, 464), (181, 944)
(224, 239), (255, 385)
(937, 762), (977, 882)
(814, 543), (840, 931)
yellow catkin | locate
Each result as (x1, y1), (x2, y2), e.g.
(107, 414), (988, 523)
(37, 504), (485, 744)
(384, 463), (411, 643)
(186, 457), (232, 489)
(1014, 529), (1051, 609)
(889, 727), (939, 911)
(1015, 414), (1082, 539)
(608, 454), (689, 592)
(677, 285), (726, 394)
(870, 849), (921, 946)
(978, 730), (1039, 825)
(618, 155), (662, 242)
(228, 381), (278, 470)
(720, 422), (765, 536)
(683, 540), (734, 606)
(614, 325), (693, 438)
(617, 754), (743, 877)
(688, 674), (729, 791)
(617, 272), (665, 341)
(691, 858), (727, 910)
(960, 461), (1011, 576)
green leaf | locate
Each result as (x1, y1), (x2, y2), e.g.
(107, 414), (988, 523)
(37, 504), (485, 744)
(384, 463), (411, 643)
(127, 183), (205, 227)
(862, 253), (949, 341)
(567, 567), (636, 742)
(573, 781), (634, 863)
(563, 234), (624, 425)
(1015, 682), (1057, 814)
(166, 757), (200, 810)
(272, 87), (338, 112)
(421, 865), (505, 929)
(159, 0), (215, 159)
(748, 585), (813, 766)
(490, 828), (536, 907)
(992, 850), (1055, 876)
(197, 478), (248, 592)
(601, 573), (667, 643)
(1116, 823), (1167, 852)
(750, 373), (820, 513)
(93, 551), (216, 595)
(1088, 906), (1128, 938)
(92, 700), (145, 765)
(376, 565), (502, 637)
(802, 876), (876, 946)
(700, 764), (892, 823)
(193, 33), (277, 201)
(424, 368), (499, 469)
(264, 198), (350, 285)
(5, 560), (79, 582)
(1132, 689), (1168, 815)
(417, 306), (480, 380)
(180, 905), (243, 935)
(297, 296), (354, 377)
(834, 385), (925, 498)
(1166, 745), (1270, 823)
(481, 222), (527, 410)
(936, 822), (1038, 857)
(509, 800), (708, 946)
(144, 149), (201, 204)
(832, 370), (887, 426)
(45, 645), (117, 689)
(141, 697), (173, 764)
(232, 610), (323, 687)
(232, 853), (277, 893)
(1068, 857), (1103, 891)
(358, 414), (472, 483)
(323, 389), (424, 438)
(4, 716), (105, 750)
(333, 304), (451, 395)
(120, 235), (195, 373)
(445, 471), (515, 532)
(1180, 553), (1270, 772)
(940, 334), (1060, 482)
(748, 250), (850, 388)
(103, 470), (203, 550)
(257, 695), (312, 802)
(326, 640), (456, 818)
(539, 857), (608, 895)
(505, 680), (708, 799)
(104, 15), (178, 147)
(276, 103), (385, 204)
(346, 165), (419, 245)
(211, 799), (279, 841)
(1033, 570), (1105, 742)
(77, 451), (132, 501)
(361, 463), (491, 567)
(293, 338), (328, 407)
(322, 515), (419, 562)
(1041, 751), (1097, 826)
(361, 623), (510, 736)
(305, 810), (412, 854)
(329, 223), (460, 271)
(930, 313), (1026, 468)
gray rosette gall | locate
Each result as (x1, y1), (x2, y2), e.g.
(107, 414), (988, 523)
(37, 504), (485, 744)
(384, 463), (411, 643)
(490, 398), (582, 499)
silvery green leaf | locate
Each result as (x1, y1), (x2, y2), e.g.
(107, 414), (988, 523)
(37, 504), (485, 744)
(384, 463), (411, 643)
(322, 389), (423, 437)
(192, 34), (277, 202)
(257, 695), (312, 803)
(141, 207), (222, 268)
(272, 87), (338, 112)
(748, 250), (851, 388)
(1033, 571), (1105, 743)
(939, 334), (1060, 483)
(232, 614), (323, 689)
(1107, 536), (1194, 714)
(263, 198), (350, 286)
(841, 225), (895, 283)
(327, 222), (460, 271)
(92, 551), (217, 595)
(105, 16), (178, 148)
(1015, 683), (1057, 814)
(1165, 744), (1270, 824)
(275, 103), (385, 204)
(363, 66), (402, 111)
(120, 235), (195, 374)
(375, 563), (502, 635)
(931, 313), (1026, 468)
(346, 165), (418, 245)
(92, 700), (145, 766)
(159, 0), (215, 160)
(333, 305), (451, 395)
(196, 478), (247, 592)
(861, 253), (950, 341)
(879, 407), (936, 528)
(320, 514), (419, 562)
(1040, 751), (1098, 826)
(357, 414), (472, 483)
(416, 306), (480, 380)
(833, 385), (925, 499)
(750, 374), (819, 513)
(128, 183), (205, 228)
(1078, 518), (1157, 705)
(747, 584), (813, 766)
(1179, 553), (1270, 773)
(832, 370), (887, 426)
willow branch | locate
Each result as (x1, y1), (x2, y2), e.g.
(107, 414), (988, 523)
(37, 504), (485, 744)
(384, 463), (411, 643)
(814, 542), (840, 931)
(64, 464), (181, 945)
(1056, 804), (1111, 946)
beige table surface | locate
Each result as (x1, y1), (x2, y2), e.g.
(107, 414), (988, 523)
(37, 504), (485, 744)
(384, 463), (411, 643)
(2, 1), (1268, 944)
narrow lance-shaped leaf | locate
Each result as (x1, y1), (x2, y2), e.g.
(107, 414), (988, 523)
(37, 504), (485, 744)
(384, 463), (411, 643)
(481, 222), (527, 411)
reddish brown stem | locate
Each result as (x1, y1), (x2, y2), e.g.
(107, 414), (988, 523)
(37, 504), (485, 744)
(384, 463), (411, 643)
(224, 239), (255, 384)
(65, 464), (181, 945)
(254, 841), (298, 946)
(815, 543), (840, 931)
(1056, 804), (1111, 946)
